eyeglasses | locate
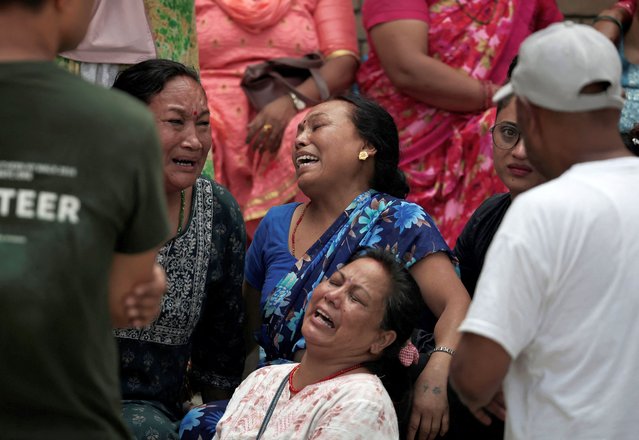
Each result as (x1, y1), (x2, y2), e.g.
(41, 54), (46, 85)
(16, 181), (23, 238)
(489, 122), (522, 150)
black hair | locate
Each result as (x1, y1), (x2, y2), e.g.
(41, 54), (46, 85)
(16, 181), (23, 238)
(336, 94), (410, 199)
(0, 0), (45, 9)
(496, 55), (518, 114)
(348, 248), (422, 437)
(112, 59), (201, 104)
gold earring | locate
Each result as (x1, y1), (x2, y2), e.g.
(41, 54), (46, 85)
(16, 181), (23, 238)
(358, 151), (369, 161)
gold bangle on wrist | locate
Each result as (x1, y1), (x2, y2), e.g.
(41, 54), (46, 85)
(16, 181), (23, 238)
(325, 49), (359, 62)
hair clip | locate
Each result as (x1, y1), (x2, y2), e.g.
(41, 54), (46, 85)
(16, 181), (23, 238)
(398, 341), (419, 367)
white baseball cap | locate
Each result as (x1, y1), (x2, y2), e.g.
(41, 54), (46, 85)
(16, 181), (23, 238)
(493, 21), (624, 112)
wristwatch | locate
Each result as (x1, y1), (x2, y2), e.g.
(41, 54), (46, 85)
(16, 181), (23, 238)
(289, 91), (307, 111)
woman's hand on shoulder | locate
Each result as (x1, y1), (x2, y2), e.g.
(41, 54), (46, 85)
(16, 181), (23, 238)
(408, 356), (450, 440)
(246, 95), (297, 154)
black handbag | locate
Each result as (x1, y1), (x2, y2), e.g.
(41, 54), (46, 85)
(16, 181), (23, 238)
(240, 52), (330, 111)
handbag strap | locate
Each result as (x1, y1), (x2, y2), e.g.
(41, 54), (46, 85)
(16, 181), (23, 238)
(256, 372), (289, 440)
(269, 70), (329, 105)
(308, 68), (330, 101)
(266, 53), (330, 105)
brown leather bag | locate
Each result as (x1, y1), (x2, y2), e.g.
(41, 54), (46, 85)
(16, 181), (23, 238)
(240, 52), (330, 111)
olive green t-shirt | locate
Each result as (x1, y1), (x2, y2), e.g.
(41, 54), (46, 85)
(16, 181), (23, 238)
(0, 62), (170, 439)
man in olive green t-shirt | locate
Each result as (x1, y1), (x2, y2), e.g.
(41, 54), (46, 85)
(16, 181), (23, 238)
(0, 1), (170, 438)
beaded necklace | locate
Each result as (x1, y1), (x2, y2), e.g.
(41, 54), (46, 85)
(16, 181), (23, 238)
(288, 363), (364, 394)
(290, 202), (309, 256)
(455, 0), (499, 26)
(176, 189), (186, 235)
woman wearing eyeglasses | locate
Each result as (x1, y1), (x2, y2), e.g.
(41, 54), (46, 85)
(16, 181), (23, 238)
(454, 75), (545, 297)
(450, 61), (545, 439)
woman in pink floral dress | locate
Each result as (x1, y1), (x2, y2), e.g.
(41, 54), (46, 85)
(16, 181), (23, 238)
(357, 0), (562, 246)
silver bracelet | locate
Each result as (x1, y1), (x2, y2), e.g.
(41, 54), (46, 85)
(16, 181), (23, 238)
(429, 346), (456, 356)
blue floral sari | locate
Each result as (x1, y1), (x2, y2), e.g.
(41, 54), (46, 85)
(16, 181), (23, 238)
(258, 190), (453, 361)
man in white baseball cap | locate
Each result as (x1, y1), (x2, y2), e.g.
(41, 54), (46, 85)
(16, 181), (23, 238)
(450, 21), (639, 440)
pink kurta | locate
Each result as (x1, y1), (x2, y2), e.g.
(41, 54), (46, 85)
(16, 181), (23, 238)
(358, 0), (562, 246)
(196, 0), (358, 229)
(214, 364), (399, 439)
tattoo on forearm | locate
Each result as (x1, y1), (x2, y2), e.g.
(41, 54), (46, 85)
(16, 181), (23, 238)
(423, 384), (429, 394)
(433, 386), (442, 395)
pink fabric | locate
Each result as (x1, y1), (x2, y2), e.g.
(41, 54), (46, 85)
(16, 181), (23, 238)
(214, 364), (399, 439)
(363, 0), (430, 29)
(398, 342), (420, 367)
(615, 0), (637, 17)
(60, 0), (156, 64)
(214, 0), (291, 34)
(196, 0), (357, 227)
(357, 0), (562, 247)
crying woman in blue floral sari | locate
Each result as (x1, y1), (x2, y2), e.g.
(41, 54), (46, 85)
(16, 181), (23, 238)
(180, 95), (471, 440)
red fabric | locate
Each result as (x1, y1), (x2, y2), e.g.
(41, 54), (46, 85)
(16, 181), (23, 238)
(614, 0), (637, 17)
(362, 0), (430, 30)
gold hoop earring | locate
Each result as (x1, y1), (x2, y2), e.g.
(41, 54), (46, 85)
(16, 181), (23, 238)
(358, 151), (369, 161)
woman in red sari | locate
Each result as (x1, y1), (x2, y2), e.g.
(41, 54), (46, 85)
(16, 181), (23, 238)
(357, 0), (562, 246)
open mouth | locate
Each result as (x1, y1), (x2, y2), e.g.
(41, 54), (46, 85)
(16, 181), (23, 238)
(314, 309), (335, 328)
(296, 155), (319, 168)
(173, 159), (196, 167)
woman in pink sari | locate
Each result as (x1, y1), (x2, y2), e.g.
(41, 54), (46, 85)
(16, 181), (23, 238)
(196, 0), (359, 238)
(357, 0), (563, 247)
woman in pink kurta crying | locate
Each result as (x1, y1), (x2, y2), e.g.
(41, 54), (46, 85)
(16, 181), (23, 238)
(182, 249), (425, 439)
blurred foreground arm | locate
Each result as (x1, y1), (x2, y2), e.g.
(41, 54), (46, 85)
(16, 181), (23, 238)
(450, 332), (510, 425)
(109, 255), (165, 328)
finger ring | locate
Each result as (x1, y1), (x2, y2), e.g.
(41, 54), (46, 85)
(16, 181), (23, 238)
(262, 123), (273, 133)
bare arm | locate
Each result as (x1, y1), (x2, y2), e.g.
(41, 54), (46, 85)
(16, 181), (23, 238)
(594, 3), (635, 44)
(450, 332), (511, 425)
(246, 55), (359, 153)
(109, 250), (163, 328)
(295, 54), (359, 102)
(370, 20), (493, 113)
(407, 253), (470, 440)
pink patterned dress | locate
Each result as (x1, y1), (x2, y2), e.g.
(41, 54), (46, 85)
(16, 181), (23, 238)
(195, 0), (357, 234)
(357, 0), (562, 246)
